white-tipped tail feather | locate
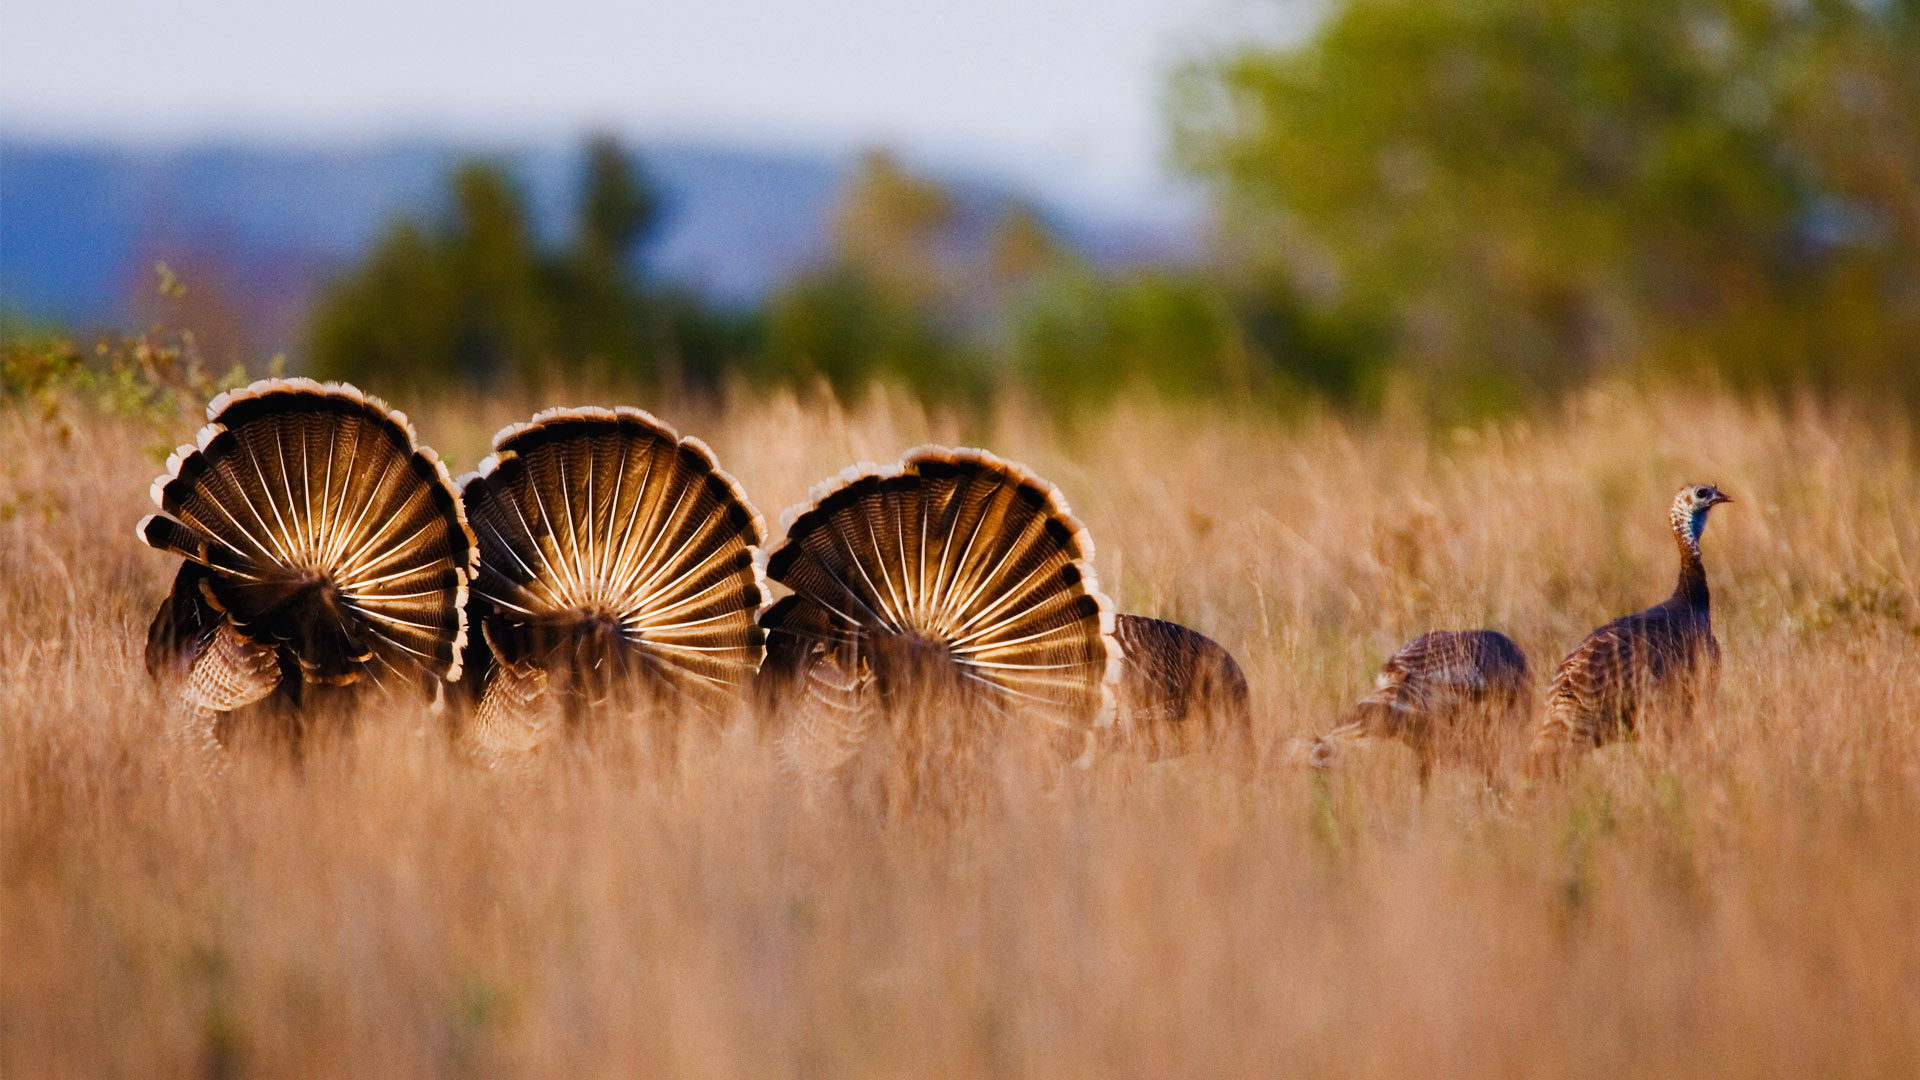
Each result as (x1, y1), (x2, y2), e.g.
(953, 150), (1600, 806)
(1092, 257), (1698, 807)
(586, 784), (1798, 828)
(759, 446), (1121, 779)
(457, 406), (767, 758)
(140, 378), (476, 721)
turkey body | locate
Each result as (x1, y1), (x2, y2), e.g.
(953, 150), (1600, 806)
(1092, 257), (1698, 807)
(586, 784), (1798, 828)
(1528, 484), (1731, 773)
(1112, 614), (1252, 762)
(1316, 629), (1533, 785)
(1537, 603), (1718, 752)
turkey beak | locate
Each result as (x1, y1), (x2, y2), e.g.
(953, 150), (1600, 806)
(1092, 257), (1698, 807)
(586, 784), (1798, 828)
(1711, 491), (1733, 507)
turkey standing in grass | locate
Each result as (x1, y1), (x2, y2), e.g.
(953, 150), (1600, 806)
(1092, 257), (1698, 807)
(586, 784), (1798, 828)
(1527, 484), (1732, 775)
(456, 407), (767, 763)
(1309, 629), (1533, 786)
(756, 447), (1120, 809)
(139, 379), (476, 756)
(1111, 613), (1252, 762)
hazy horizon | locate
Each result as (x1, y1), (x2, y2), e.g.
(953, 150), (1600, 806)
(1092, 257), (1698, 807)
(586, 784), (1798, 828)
(0, 0), (1298, 219)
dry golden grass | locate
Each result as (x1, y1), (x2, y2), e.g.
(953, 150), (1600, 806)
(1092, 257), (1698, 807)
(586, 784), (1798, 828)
(3, 382), (1917, 1078)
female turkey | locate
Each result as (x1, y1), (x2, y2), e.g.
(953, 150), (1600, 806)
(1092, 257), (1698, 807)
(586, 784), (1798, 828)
(139, 379), (476, 750)
(1111, 614), (1252, 762)
(756, 447), (1120, 806)
(1528, 483), (1732, 774)
(456, 407), (767, 762)
(1309, 630), (1532, 786)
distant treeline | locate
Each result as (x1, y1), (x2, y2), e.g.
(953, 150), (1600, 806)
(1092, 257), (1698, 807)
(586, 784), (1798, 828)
(309, 0), (1920, 414)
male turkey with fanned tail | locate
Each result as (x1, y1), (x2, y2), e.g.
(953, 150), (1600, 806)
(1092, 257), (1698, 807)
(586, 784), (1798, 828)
(1528, 484), (1732, 776)
(756, 447), (1121, 809)
(138, 379), (476, 757)
(456, 407), (766, 764)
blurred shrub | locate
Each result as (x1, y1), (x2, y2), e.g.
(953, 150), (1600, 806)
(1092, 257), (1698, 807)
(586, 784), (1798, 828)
(1172, 0), (1920, 409)
(2, 265), (253, 425)
(766, 152), (1285, 412)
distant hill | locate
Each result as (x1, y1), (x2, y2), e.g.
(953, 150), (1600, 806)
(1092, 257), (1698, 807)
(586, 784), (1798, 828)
(0, 138), (1192, 351)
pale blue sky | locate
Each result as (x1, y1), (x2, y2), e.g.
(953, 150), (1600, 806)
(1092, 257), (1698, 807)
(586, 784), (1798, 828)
(0, 0), (1293, 216)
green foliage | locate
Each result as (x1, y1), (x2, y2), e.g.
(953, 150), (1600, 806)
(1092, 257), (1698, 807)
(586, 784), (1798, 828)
(2, 265), (254, 425)
(577, 136), (658, 262)
(830, 149), (957, 301)
(307, 166), (548, 388)
(308, 137), (742, 394)
(298, 0), (1920, 419)
(1173, 0), (1920, 408)
(761, 265), (986, 401)
(760, 151), (991, 404)
(1011, 268), (1250, 407)
(765, 149), (1372, 414)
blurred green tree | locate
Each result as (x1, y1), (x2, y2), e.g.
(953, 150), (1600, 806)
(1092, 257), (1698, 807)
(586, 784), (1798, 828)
(576, 135), (660, 262)
(1011, 268), (1251, 408)
(1172, 0), (1920, 408)
(762, 150), (987, 402)
(309, 136), (748, 393)
(831, 149), (956, 302)
(548, 137), (656, 379)
(987, 203), (1062, 287)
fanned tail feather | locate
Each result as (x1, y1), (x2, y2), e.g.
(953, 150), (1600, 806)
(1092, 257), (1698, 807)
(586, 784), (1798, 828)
(759, 446), (1120, 769)
(138, 378), (476, 711)
(459, 406), (767, 737)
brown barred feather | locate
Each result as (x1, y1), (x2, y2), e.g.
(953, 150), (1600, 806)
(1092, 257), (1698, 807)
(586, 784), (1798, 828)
(460, 626), (560, 766)
(185, 620), (285, 715)
(759, 596), (875, 778)
(758, 447), (1120, 783)
(1314, 630), (1533, 785)
(1111, 614), (1251, 761)
(137, 379), (476, 723)
(1528, 484), (1731, 775)
(145, 561), (222, 680)
(458, 406), (766, 752)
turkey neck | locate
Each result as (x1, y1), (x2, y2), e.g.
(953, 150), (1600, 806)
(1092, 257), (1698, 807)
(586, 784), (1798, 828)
(1670, 513), (1711, 614)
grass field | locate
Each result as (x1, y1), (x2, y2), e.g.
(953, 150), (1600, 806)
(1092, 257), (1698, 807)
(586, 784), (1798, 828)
(3, 381), (1917, 1078)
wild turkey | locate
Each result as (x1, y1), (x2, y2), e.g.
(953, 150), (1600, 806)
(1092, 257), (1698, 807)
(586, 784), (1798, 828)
(1528, 484), (1732, 774)
(1310, 630), (1532, 786)
(138, 378), (475, 745)
(757, 447), (1120, 800)
(457, 406), (766, 761)
(1111, 614), (1252, 762)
